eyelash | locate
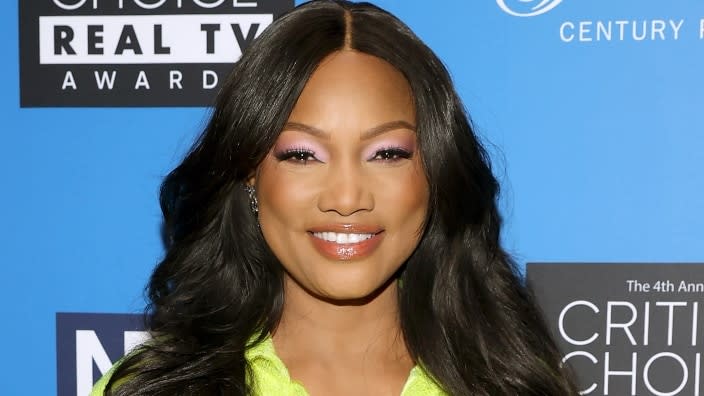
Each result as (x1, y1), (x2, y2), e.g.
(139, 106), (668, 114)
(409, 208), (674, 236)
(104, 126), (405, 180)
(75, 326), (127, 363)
(273, 147), (413, 165)
(274, 148), (317, 164)
(370, 148), (413, 162)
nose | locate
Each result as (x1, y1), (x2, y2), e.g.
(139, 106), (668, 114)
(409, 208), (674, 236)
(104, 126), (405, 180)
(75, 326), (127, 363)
(317, 162), (374, 216)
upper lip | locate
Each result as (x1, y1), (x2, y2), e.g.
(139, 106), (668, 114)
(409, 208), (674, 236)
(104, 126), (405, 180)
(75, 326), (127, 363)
(308, 223), (384, 234)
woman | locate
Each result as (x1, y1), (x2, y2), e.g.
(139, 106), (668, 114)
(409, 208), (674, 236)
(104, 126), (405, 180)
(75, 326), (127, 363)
(93, 0), (579, 395)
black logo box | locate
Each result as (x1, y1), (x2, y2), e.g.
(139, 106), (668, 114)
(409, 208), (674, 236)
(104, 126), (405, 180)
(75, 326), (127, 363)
(527, 263), (704, 395)
(56, 312), (145, 396)
(19, 1), (294, 107)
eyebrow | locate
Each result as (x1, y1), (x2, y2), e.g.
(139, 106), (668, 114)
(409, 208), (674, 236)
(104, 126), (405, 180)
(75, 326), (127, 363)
(282, 120), (416, 140)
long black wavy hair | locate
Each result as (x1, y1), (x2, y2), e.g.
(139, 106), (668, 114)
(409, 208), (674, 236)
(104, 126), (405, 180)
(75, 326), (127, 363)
(106, 1), (578, 395)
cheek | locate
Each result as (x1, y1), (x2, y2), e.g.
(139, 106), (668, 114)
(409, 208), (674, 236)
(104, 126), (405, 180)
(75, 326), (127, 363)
(376, 163), (429, 233)
(256, 159), (315, 232)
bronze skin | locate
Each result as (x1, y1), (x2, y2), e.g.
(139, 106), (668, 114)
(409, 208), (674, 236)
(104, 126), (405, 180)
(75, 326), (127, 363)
(251, 50), (429, 395)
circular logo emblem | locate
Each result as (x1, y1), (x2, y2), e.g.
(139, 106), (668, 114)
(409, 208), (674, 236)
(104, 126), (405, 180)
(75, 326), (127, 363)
(496, 0), (563, 17)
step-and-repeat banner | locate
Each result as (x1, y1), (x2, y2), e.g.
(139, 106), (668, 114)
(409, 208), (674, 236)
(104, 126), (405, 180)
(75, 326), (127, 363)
(1, 0), (702, 395)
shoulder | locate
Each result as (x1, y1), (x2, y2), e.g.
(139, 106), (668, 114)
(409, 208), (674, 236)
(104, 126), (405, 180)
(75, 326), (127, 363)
(401, 366), (448, 396)
(89, 354), (134, 396)
(89, 361), (119, 396)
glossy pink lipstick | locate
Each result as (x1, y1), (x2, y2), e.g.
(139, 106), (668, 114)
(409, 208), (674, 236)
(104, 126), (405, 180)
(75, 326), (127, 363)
(308, 224), (384, 261)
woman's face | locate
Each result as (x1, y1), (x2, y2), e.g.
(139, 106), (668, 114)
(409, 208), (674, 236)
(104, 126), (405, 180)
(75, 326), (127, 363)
(254, 50), (429, 301)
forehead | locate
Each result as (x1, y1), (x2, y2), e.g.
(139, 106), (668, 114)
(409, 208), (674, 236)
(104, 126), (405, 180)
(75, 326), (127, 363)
(287, 50), (415, 130)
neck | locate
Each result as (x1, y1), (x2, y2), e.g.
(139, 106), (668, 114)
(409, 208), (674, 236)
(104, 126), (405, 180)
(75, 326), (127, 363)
(272, 274), (410, 364)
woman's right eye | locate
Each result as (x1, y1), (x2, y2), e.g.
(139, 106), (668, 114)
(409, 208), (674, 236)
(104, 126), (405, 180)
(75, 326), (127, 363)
(275, 149), (318, 164)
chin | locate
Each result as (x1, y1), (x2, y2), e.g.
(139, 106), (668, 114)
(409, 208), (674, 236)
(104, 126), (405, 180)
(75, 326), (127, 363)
(313, 275), (397, 305)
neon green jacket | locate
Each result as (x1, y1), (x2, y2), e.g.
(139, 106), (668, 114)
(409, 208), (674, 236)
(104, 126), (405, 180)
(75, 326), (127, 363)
(90, 335), (447, 395)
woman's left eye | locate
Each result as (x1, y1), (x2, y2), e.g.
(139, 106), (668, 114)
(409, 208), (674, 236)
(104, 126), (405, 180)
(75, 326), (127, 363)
(371, 148), (412, 162)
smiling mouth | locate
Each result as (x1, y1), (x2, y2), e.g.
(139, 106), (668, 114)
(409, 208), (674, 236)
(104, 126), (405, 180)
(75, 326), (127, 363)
(311, 231), (376, 244)
(307, 228), (385, 260)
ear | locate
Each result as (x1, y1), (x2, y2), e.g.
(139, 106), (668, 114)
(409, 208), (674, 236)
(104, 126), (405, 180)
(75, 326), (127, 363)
(245, 171), (257, 188)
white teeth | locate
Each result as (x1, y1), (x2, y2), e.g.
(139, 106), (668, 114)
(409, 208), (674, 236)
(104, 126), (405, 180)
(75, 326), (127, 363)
(312, 232), (374, 244)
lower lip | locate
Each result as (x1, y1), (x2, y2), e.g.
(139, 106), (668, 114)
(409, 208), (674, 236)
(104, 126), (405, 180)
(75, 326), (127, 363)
(309, 232), (384, 261)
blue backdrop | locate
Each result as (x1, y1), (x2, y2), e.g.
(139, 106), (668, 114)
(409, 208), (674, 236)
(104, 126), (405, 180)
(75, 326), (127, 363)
(1, 0), (702, 394)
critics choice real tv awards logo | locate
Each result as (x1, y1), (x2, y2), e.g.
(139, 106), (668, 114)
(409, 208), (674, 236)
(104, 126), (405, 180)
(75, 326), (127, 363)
(527, 263), (704, 396)
(19, 0), (294, 107)
(497, 0), (704, 44)
(496, 0), (563, 17)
